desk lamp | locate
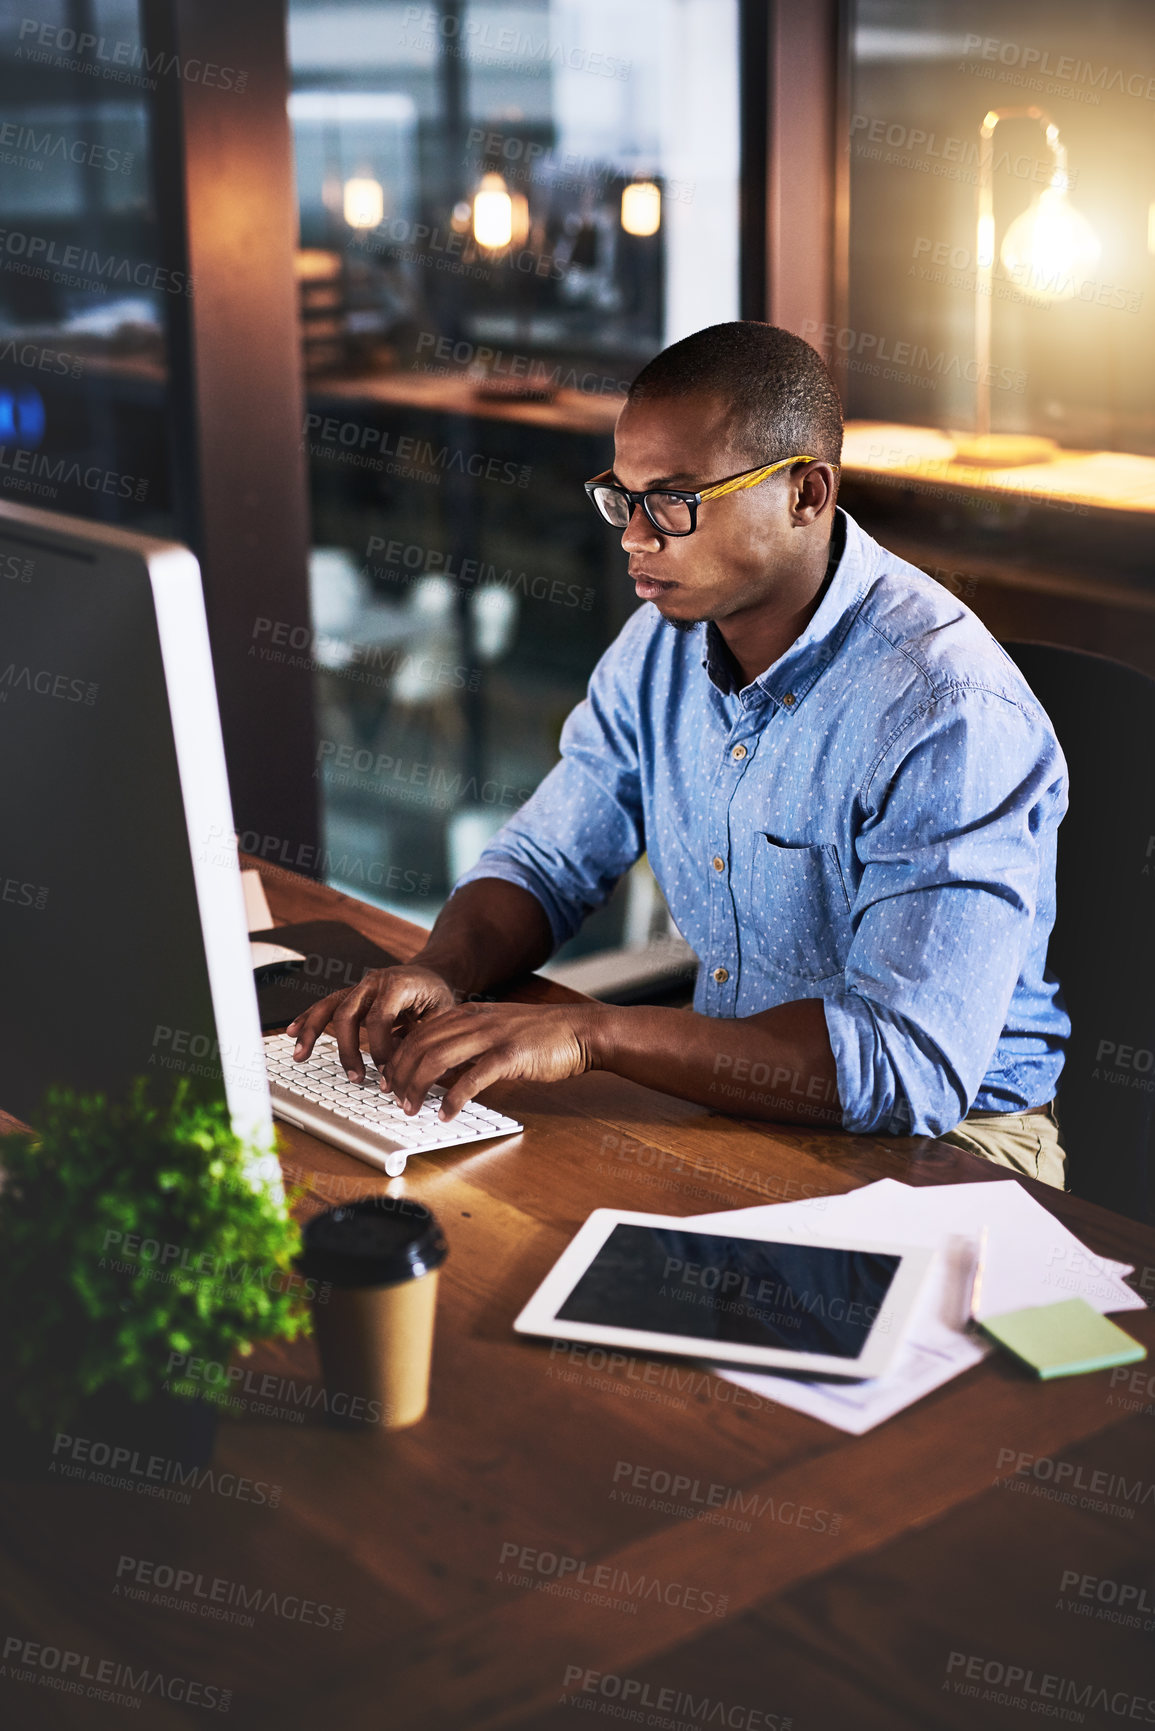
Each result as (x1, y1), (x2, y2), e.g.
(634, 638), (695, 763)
(954, 106), (1100, 467)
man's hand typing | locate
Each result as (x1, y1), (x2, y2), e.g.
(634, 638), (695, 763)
(287, 963), (457, 1083)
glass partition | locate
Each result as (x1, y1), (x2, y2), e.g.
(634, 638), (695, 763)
(838, 0), (1155, 678)
(0, 1), (174, 533)
(845, 0), (1155, 453)
(287, 0), (740, 975)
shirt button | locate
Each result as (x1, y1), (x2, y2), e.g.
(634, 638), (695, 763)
(731, 743), (747, 761)
(712, 855), (725, 873)
(782, 692), (796, 708)
(713, 966), (729, 984)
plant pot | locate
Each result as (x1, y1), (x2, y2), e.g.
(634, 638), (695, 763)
(0, 1386), (219, 1482)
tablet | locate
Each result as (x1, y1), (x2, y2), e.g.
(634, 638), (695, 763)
(514, 1208), (935, 1380)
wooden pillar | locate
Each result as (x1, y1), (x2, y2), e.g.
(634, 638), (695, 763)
(145, 0), (320, 868)
(742, 0), (849, 366)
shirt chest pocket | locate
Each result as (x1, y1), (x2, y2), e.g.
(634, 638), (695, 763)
(747, 835), (854, 982)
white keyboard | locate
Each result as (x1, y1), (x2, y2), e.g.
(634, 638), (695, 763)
(263, 1031), (523, 1177)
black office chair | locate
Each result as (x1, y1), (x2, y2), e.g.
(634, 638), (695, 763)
(1001, 642), (1155, 1222)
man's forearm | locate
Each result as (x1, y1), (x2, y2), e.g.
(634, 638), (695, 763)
(587, 997), (843, 1127)
(414, 878), (555, 999)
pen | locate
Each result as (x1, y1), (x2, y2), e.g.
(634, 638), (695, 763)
(966, 1226), (988, 1329)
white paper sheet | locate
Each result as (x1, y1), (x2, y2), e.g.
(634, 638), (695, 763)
(687, 1179), (1142, 1434)
(249, 940), (305, 970)
(240, 869), (274, 934)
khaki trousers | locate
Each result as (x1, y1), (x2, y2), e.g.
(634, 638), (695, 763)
(937, 1103), (1066, 1191)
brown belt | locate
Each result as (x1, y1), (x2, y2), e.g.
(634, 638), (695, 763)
(968, 1101), (1052, 1120)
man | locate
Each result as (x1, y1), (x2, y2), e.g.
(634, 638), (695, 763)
(289, 322), (1069, 1186)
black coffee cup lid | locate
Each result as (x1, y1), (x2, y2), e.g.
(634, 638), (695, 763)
(297, 1197), (448, 1288)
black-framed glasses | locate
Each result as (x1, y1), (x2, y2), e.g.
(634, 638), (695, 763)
(583, 454), (816, 537)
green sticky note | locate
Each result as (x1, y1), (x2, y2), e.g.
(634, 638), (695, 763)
(979, 1297), (1147, 1380)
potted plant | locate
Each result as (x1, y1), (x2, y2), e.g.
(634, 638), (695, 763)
(0, 1078), (310, 1473)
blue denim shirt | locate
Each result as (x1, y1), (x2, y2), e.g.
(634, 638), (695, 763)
(458, 510), (1069, 1136)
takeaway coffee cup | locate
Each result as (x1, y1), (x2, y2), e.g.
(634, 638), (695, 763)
(297, 1197), (448, 1430)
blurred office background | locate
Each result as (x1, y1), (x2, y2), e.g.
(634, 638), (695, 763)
(283, 0), (739, 993)
(1, 0), (1153, 994)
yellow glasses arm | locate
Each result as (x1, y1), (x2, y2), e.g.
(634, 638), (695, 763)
(697, 454), (816, 503)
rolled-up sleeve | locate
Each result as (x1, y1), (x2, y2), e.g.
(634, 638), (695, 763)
(823, 686), (1068, 1136)
(453, 617), (647, 948)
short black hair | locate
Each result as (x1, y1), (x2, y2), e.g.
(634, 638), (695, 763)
(627, 321), (843, 468)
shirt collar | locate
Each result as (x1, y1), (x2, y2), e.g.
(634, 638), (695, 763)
(700, 509), (871, 710)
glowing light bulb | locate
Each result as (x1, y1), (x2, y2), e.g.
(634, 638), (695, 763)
(473, 174), (513, 248)
(999, 184), (1100, 302)
(343, 177), (384, 230)
(621, 180), (661, 237)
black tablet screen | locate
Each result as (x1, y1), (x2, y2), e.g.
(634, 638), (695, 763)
(555, 1226), (901, 1358)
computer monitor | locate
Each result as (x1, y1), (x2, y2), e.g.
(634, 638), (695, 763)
(0, 499), (274, 1155)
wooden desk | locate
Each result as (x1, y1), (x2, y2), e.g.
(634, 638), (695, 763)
(2, 862), (1154, 1730)
(842, 422), (1155, 519)
(308, 369), (623, 437)
(840, 421), (1155, 679)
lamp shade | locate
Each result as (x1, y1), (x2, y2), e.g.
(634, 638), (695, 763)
(473, 174), (514, 249)
(621, 180), (661, 237)
(343, 177), (384, 230)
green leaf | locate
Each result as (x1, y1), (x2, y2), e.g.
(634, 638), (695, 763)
(0, 1079), (310, 1433)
